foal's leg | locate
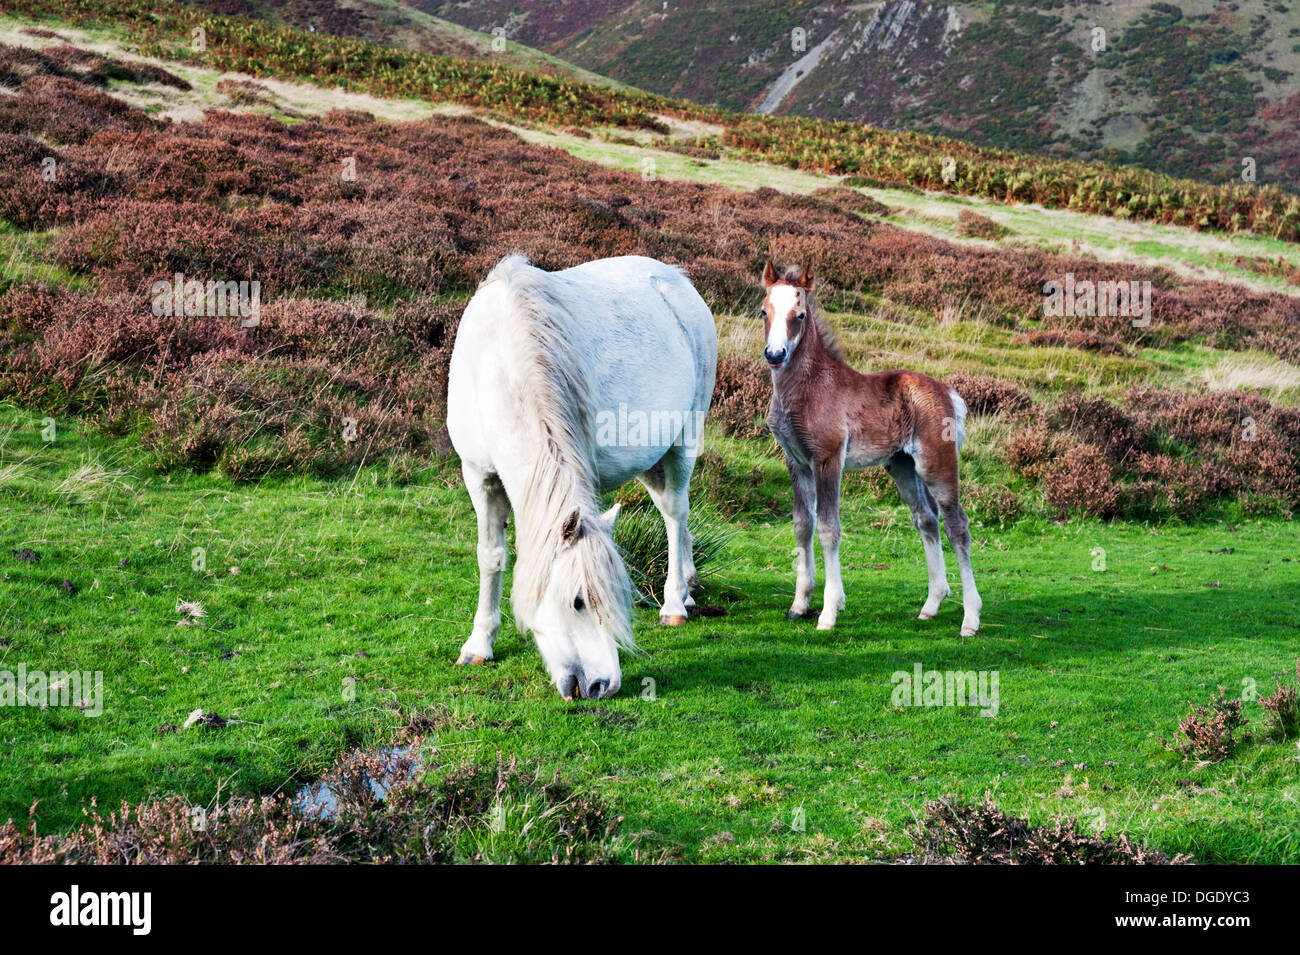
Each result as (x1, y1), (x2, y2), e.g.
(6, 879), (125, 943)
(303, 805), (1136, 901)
(916, 455), (981, 637)
(814, 450), (846, 631)
(637, 448), (693, 626)
(457, 464), (510, 664)
(785, 456), (818, 619)
(885, 454), (950, 620)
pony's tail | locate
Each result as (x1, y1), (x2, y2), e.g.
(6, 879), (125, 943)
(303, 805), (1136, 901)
(947, 388), (968, 453)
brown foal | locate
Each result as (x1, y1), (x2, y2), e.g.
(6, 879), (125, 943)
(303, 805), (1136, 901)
(760, 261), (981, 636)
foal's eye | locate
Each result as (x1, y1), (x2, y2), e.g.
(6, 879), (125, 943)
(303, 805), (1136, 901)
(794, 311), (806, 323)
(573, 594), (585, 611)
(757, 306), (767, 318)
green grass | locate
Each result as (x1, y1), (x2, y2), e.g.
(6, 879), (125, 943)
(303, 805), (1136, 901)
(0, 224), (87, 292)
(2, 405), (1297, 862)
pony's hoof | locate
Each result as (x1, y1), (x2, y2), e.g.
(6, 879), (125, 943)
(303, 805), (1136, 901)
(918, 610), (937, 620)
(960, 625), (979, 637)
(786, 608), (815, 620)
(659, 613), (688, 627)
(456, 652), (488, 665)
(816, 621), (836, 631)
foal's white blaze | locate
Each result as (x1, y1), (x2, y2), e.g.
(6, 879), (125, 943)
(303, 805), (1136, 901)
(764, 284), (804, 367)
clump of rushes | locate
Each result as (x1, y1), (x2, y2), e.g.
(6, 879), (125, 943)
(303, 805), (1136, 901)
(612, 502), (730, 606)
(1176, 688), (1248, 762)
(919, 795), (1191, 864)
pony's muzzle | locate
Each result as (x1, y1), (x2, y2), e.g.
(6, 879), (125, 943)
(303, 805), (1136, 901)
(764, 346), (787, 368)
(559, 671), (619, 700)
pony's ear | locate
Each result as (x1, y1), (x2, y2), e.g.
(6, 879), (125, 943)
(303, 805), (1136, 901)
(598, 502), (621, 533)
(798, 266), (815, 291)
(762, 259), (778, 288)
(560, 507), (583, 547)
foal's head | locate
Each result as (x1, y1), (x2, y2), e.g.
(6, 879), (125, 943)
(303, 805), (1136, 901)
(759, 260), (814, 372)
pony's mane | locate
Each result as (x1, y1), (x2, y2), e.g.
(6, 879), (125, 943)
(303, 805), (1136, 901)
(480, 254), (635, 648)
(777, 268), (842, 361)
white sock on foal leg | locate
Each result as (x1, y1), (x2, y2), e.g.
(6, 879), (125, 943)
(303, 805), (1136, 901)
(918, 532), (950, 620)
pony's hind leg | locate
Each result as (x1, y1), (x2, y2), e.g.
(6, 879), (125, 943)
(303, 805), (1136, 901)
(637, 449), (693, 626)
(457, 464), (510, 664)
(915, 456), (981, 637)
(938, 496), (981, 637)
(885, 454), (950, 620)
(785, 456), (817, 619)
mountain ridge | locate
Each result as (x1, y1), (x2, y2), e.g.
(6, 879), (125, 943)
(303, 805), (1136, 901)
(413, 0), (1300, 192)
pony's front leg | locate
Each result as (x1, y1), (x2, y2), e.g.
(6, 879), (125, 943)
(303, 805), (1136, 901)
(814, 452), (846, 631)
(639, 450), (692, 626)
(786, 458), (817, 619)
(457, 465), (510, 665)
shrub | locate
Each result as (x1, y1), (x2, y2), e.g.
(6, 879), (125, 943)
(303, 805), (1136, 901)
(1176, 689), (1248, 762)
(919, 795), (1192, 864)
(963, 482), (1023, 527)
(944, 374), (1033, 417)
(1003, 423), (1061, 480)
(1013, 328), (1127, 355)
(955, 209), (1010, 240)
(1260, 660), (1300, 742)
(1048, 395), (1140, 465)
(709, 354), (770, 439)
(1043, 444), (1121, 519)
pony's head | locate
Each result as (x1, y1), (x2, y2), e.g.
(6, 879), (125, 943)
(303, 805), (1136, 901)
(517, 502), (633, 700)
(759, 260), (814, 372)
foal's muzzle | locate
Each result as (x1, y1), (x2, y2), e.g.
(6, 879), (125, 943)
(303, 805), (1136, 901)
(764, 346), (787, 369)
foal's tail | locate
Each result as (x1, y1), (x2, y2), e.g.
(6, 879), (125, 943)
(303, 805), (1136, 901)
(947, 388), (968, 453)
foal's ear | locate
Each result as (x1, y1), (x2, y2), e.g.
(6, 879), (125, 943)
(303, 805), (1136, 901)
(762, 259), (778, 288)
(798, 266), (815, 291)
(560, 507), (583, 546)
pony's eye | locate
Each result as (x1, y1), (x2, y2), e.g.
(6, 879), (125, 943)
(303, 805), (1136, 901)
(794, 311), (806, 322)
(573, 594), (585, 611)
(757, 306), (767, 318)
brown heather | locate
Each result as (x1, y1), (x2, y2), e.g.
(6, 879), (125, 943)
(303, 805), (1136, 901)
(1260, 659), (1300, 743)
(942, 374), (1033, 417)
(0, 44), (1297, 508)
(920, 795), (1192, 864)
(1176, 690), (1249, 763)
(1001, 389), (1300, 519)
(0, 742), (621, 864)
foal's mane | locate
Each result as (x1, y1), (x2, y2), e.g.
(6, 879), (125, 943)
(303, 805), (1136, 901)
(777, 267), (842, 361)
(479, 254), (634, 648)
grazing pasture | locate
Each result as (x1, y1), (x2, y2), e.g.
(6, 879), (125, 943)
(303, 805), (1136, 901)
(1, 408), (1298, 862)
(0, 21), (1296, 863)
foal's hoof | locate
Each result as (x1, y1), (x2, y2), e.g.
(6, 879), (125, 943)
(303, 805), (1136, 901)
(960, 625), (979, 637)
(456, 652), (488, 665)
(659, 613), (688, 627)
(786, 608), (817, 620)
(917, 610), (938, 621)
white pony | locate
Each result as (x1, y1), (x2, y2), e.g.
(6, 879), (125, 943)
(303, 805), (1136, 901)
(446, 254), (717, 699)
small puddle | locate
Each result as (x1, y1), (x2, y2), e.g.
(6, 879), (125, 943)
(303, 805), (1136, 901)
(294, 745), (420, 820)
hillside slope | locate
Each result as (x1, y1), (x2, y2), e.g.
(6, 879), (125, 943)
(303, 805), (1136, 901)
(417, 0), (1300, 192)
(184, 0), (628, 87)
